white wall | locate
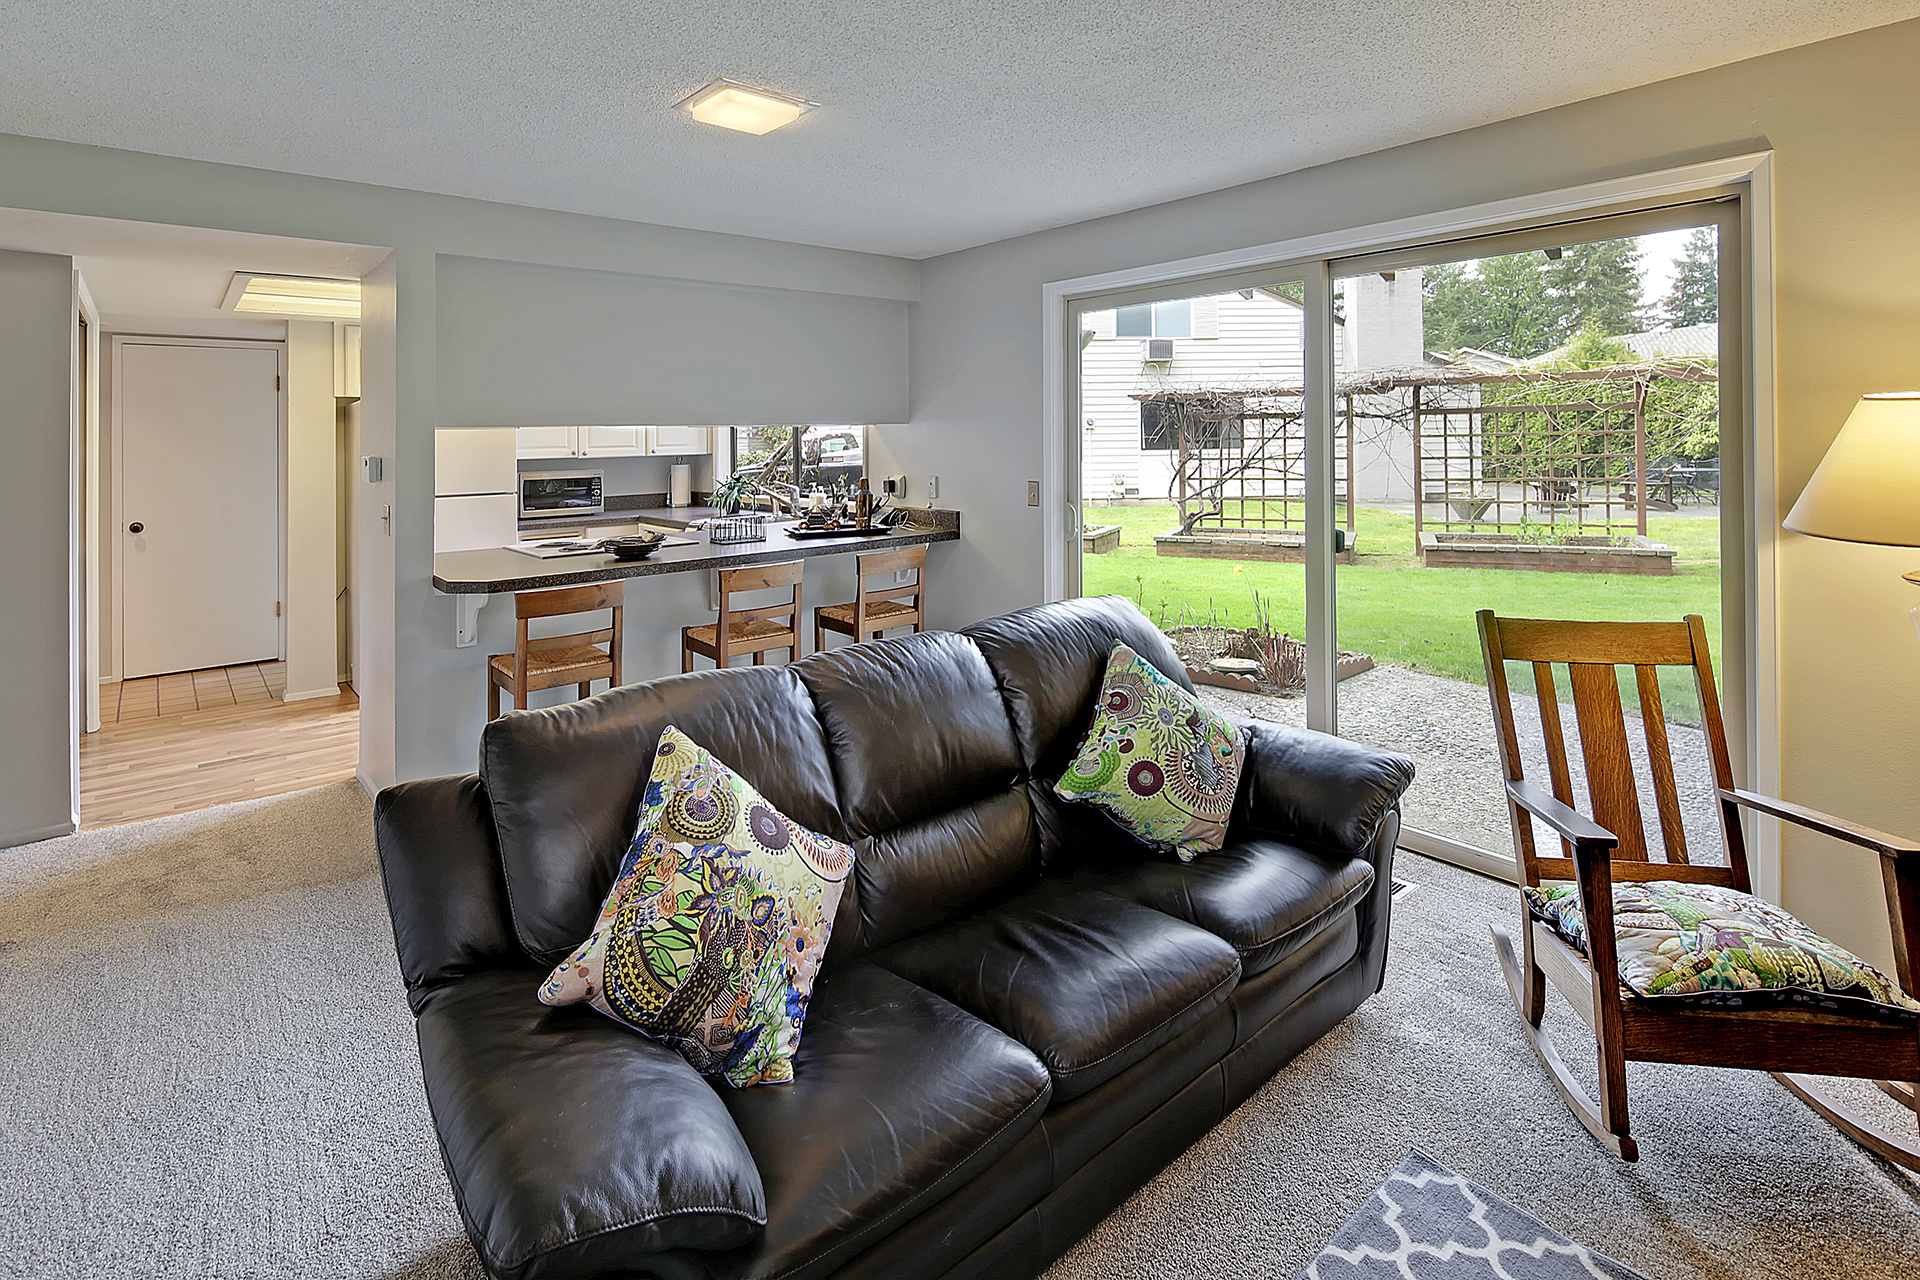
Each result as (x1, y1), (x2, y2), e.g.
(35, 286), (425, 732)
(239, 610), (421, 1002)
(896, 19), (1920, 969)
(284, 319), (338, 700)
(0, 248), (77, 847)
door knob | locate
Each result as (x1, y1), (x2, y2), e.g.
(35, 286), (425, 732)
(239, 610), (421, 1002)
(128, 522), (143, 533)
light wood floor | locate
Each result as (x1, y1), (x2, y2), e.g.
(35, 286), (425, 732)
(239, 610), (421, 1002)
(103, 659), (288, 722)
(82, 666), (358, 830)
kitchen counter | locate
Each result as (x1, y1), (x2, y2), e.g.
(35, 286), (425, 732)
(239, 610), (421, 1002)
(436, 510), (960, 595)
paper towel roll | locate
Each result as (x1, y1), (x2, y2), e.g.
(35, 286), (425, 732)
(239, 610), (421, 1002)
(669, 463), (693, 508)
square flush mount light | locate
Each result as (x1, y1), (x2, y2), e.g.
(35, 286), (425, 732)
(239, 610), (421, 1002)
(222, 272), (361, 319)
(677, 79), (817, 134)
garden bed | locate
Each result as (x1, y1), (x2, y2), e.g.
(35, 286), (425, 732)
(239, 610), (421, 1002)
(1166, 624), (1374, 697)
(1155, 529), (1358, 565)
(1416, 531), (1675, 575)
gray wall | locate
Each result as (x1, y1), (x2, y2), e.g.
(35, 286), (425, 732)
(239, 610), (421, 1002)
(895, 18), (1920, 968)
(0, 249), (75, 846)
(437, 256), (908, 427)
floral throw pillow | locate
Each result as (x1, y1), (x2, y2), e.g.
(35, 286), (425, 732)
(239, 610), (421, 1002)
(1054, 642), (1248, 861)
(1525, 880), (1920, 1021)
(539, 726), (854, 1087)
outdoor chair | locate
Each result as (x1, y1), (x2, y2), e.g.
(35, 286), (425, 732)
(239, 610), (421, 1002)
(1476, 610), (1920, 1165)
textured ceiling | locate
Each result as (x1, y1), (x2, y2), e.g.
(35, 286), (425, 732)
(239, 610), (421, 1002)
(2, 1), (1916, 259)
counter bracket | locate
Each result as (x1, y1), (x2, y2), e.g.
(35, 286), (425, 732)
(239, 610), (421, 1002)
(453, 593), (489, 648)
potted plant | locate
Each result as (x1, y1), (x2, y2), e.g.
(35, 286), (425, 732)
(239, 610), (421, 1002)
(710, 471), (759, 514)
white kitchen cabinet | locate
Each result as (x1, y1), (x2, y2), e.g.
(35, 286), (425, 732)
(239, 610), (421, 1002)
(435, 428), (518, 496)
(647, 426), (711, 456)
(435, 494), (518, 552)
(516, 426), (578, 458)
(580, 426), (645, 457)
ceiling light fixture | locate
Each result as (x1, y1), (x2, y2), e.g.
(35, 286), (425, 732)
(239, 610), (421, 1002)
(676, 79), (816, 135)
(222, 272), (361, 319)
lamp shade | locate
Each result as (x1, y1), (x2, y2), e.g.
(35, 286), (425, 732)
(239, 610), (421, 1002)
(1782, 391), (1920, 547)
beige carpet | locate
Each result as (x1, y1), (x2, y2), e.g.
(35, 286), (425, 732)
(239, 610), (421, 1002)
(2, 782), (1916, 1279)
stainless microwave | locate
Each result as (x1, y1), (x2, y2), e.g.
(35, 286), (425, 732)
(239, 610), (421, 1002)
(520, 470), (604, 520)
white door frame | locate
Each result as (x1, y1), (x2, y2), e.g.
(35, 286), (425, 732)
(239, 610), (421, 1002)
(73, 273), (100, 739)
(109, 335), (289, 681)
(1041, 152), (1780, 897)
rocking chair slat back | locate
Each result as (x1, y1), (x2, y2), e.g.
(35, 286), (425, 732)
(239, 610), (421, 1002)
(1634, 664), (1690, 866)
(1477, 611), (1748, 891)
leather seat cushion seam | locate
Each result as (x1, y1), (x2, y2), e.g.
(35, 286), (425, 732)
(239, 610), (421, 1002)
(1233, 868), (1373, 957)
(1045, 964), (1238, 1085)
(763, 1079), (1052, 1280)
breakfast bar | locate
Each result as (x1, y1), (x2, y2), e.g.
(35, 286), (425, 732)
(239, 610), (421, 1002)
(431, 509), (960, 646)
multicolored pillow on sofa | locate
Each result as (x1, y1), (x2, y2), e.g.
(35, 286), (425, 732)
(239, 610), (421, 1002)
(539, 725), (855, 1087)
(1525, 879), (1920, 1020)
(1054, 642), (1248, 861)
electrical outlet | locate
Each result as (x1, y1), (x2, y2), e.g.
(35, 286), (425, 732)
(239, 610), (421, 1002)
(1027, 480), (1040, 507)
(882, 474), (907, 496)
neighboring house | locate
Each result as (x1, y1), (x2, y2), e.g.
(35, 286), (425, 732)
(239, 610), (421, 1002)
(1080, 271), (1427, 507)
(1619, 322), (1718, 359)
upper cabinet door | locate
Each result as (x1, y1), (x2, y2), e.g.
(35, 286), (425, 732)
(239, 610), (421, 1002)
(648, 426), (711, 455)
(516, 426), (578, 458)
(579, 426), (645, 456)
(435, 428), (519, 495)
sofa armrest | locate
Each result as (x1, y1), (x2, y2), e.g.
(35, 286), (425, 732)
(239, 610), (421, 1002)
(1232, 718), (1415, 858)
(375, 774), (522, 1011)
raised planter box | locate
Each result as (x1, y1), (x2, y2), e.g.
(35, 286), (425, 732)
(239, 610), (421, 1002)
(1155, 529), (1358, 565)
(1082, 524), (1122, 554)
(1416, 531), (1675, 575)
(1186, 652), (1375, 692)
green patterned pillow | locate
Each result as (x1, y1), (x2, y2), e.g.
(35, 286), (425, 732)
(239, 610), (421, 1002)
(539, 726), (854, 1087)
(1525, 880), (1920, 1021)
(1054, 642), (1248, 861)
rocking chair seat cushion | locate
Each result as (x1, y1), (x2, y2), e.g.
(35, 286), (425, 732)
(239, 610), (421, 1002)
(1525, 880), (1920, 1022)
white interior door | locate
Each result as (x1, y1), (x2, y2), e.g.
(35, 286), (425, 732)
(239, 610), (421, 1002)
(119, 341), (282, 678)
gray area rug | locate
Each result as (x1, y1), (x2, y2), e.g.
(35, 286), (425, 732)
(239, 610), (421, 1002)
(1297, 1148), (1650, 1280)
(2, 781), (1917, 1279)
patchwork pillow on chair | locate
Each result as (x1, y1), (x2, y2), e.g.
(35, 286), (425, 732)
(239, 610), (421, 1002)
(540, 725), (855, 1087)
(1054, 641), (1247, 861)
(1525, 880), (1920, 1021)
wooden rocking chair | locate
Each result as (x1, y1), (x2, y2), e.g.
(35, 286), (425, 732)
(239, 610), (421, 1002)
(1477, 611), (1920, 1165)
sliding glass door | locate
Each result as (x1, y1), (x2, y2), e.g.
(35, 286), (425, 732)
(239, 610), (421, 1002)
(1068, 200), (1745, 876)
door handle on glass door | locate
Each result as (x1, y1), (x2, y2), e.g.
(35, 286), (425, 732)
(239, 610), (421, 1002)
(128, 522), (144, 533)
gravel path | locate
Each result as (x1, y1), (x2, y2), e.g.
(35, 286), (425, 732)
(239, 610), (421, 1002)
(1198, 664), (1726, 865)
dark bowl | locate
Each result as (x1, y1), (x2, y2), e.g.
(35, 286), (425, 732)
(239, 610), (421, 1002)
(600, 534), (665, 561)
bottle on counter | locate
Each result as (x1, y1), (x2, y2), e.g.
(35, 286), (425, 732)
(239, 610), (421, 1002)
(854, 477), (874, 529)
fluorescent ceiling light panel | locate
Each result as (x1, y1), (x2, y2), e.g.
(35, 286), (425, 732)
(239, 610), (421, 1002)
(222, 272), (361, 318)
(677, 79), (816, 135)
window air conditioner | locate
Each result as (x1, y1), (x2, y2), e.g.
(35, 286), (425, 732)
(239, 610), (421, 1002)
(1145, 338), (1175, 362)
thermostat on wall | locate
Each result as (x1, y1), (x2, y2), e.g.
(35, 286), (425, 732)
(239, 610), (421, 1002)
(362, 456), (385, 483)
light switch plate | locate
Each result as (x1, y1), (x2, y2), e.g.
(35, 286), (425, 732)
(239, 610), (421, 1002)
(1027, 480), (1040, 507)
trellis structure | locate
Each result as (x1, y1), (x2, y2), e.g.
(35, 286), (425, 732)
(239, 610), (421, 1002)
(1134, 360), (1716, 545)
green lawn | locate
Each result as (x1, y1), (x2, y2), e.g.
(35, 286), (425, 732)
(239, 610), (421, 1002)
(1081, 503), (1722, 718)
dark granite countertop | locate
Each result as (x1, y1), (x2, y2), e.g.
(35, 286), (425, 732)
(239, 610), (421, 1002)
(438, 510), (961, 594)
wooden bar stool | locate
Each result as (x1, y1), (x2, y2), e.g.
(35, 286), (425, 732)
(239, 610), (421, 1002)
(682, 560), (805, 671)
(487, 582), (624, 719)
(814, 545), (927, 652)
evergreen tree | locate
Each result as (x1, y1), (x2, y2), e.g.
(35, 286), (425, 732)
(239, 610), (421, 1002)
(1423, 254), (1559, 359)
(1546, 239), (1644, 340)
(1662, 227), (1719, 328)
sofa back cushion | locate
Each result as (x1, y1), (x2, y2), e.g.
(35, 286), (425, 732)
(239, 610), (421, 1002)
(962, 596), (1192, 866)
(481, 665), (843, 965)
(795, 630), (1037, 953)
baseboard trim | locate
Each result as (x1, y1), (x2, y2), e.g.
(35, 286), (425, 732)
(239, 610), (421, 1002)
(1, 820), (78, 850)
(283, 685), (345, 703)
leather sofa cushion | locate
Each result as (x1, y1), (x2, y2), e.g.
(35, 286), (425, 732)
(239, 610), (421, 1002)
(873, 881), (1241, 1101)
(480, 665), (843, 965)
(414, 970), (767, 1280)
(795, 631), (1023, 837)
(850, 788), (1037, 953)
(962, 595), (1191, 781)
(1075, 836), (1375, 976)
(720, 962), (1053, 1280)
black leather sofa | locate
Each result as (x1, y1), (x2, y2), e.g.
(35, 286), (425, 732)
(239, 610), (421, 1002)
(376, 596), (1414, 1280)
